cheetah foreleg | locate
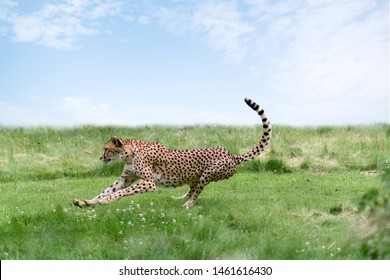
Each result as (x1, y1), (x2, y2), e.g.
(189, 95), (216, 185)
(73, 174), (138, 207)
(98, 180), (157, 205)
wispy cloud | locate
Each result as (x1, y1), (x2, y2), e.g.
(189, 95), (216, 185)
(0, 95), (251, 127)
(156, 0), (255, 63)
(3, 0), (123, 49)
(0, 0), (17, 7)
(191, 1), (255, 63)
(0, 100), (47, 126)
(242, 0), (389, 125)
(253, 0), (388, 98)
(154, 0), (388, 122)
(56, 96), (116, 125)
(0, 96), (119, 126)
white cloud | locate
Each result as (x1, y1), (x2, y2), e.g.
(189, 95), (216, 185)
(5, 0), (123, 49)
(0, 0), (14, 35)
(155, 6), (193, 34)
(257, 0), (388, 97)
(56, 96), (115, 125)
(137, 15), (150, 25)
(272, 96), (389, 126)
(0, 96), (118, 126)
(0, 0), (17, 7)
(0, 95), (253, 127)
(154, 0), (388, 124)
(0, 100), (48, 126)
(191, 1), (255, 63)
(246, 0), (389, 124)
(156, 0), (255, 63)
(9, 14), (95, 49)
(0, 26), (7, 35)
(55, 96), (248, 126)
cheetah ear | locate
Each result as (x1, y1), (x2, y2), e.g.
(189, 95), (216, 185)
(111, 136), (123, 148)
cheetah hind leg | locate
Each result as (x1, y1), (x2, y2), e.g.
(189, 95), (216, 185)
(183, 182), (207, 207)
(182, 159), (236, 207)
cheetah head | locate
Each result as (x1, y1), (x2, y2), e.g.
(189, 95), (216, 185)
(100, 136), (125, 164)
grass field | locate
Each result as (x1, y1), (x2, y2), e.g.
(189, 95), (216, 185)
(0, 125), (389, 259)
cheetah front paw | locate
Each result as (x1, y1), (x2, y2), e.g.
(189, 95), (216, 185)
(73, 199), (93, 208)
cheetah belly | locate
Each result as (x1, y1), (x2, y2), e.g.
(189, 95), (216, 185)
(153, 166), (200, 188)
(153, 171), (184, 188)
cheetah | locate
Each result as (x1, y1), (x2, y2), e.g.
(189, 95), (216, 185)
(73, 98), (271, 207)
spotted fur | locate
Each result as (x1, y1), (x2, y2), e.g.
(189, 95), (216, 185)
(73, 98), (271, 207)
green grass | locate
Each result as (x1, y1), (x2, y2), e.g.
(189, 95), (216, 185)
(0, 125), (388, 259)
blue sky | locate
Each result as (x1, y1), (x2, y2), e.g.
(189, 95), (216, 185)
(0, 0), (388, 127)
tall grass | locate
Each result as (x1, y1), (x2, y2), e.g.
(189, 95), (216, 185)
(1, 125), (388, 182)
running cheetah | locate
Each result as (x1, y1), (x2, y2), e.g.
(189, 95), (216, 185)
(73, 98), (271, 207)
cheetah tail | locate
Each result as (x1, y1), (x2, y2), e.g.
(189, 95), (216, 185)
(234, 98), (272, 165)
